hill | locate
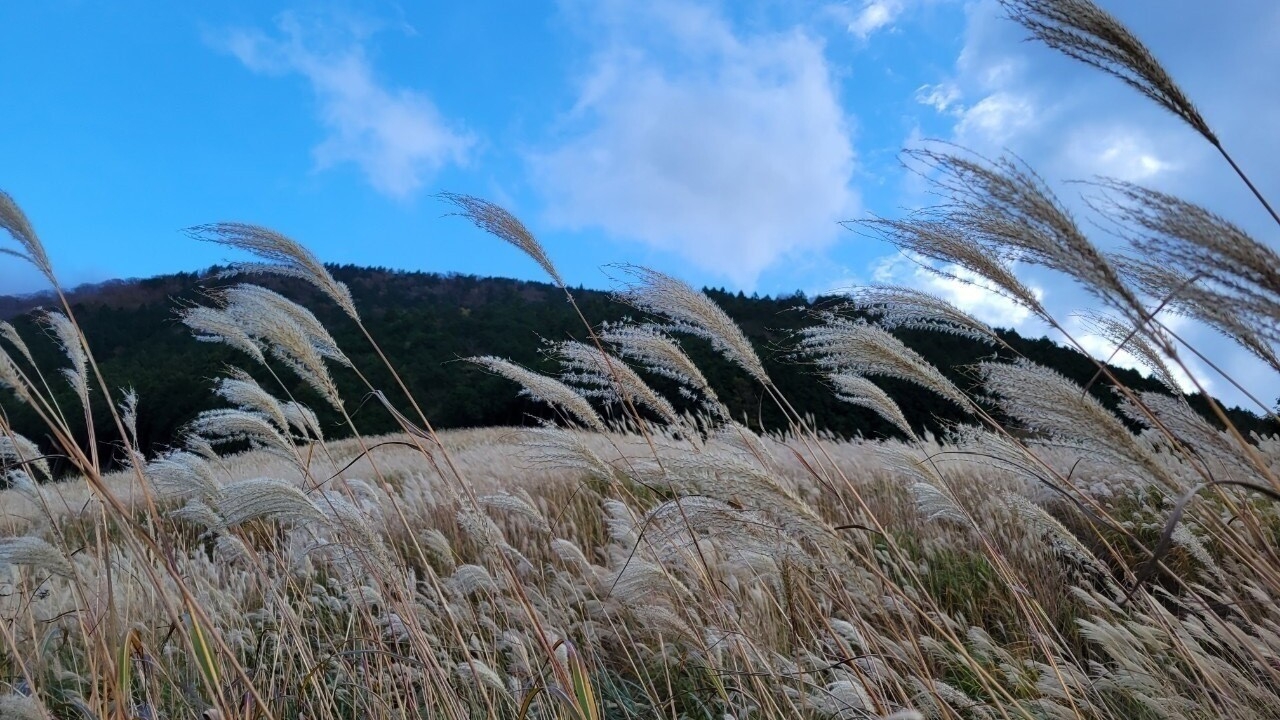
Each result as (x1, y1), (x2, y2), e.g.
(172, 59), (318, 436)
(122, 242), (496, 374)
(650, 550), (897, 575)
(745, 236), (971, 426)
(0, 265), (1271, 476)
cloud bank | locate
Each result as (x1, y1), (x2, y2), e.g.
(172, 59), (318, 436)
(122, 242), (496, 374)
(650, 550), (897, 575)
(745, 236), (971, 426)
(531, 2), (859, 288)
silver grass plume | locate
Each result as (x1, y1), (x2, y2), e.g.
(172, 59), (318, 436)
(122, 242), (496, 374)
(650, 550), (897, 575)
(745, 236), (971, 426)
(615, 265), (769, 384)
(216, 285), (347, 408)
(1121, 391), (1260, 480)
(282, 400), (324, 440)
(0, 693), (50, 720)
(214, 477), (323, 527)
(980, 360), (1171, 486)
(856, 219), (1046, 316)
(1002, 493), (1108, 574)
(0, 536), (74, 577)
(879, 444), (976, 529)
(213, 535), (252, 564)
(480, 491), (550, 534)
(908, 146), (1143, 319)
(0, 321), (36, 366)
(1001, 0), (1213, 142)
(1, 432), (49, 480)
(848, 285), (1000, 344)
(516, 424), (618, 480)
(222, 284), (348, 362)
(188, 222), (360, 320)
(599, 321), (729, 418)
(0, 191), (55, 285)
(554, 340), (681, 427)
(450, 563), (499, 596)
(439, 193), (565, 288)
(188, 408), (297, 461)
(799, 314), (969, 407)
(0, 348), (32, 405)
(1100, 180), (1280, 301)
(314, 490), (395, 570)
(1075, 310), (1181, 392)
(1118, 258), (1280, 372)
(214, 369), (290, 433)
(119, 387), (140, 451)
(168, 499), (223, 531)
(454, 658), (511, 697)
(179, 305), (267, 365)
(41, 311), (90, 410)
(145, 451), (220, 500)
(468, 356), (605, 431)
(827, 373), (916, 439)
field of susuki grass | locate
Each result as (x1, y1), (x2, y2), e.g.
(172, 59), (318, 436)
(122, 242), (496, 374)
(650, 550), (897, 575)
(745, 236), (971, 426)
(3, 1), (1280, 718)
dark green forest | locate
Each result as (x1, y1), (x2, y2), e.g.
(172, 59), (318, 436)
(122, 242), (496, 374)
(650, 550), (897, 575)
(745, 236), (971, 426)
(1, 265), (1272, 478)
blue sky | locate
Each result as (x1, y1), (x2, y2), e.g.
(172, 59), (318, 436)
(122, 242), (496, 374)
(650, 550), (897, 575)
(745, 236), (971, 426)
(2, 0), (1278, 409)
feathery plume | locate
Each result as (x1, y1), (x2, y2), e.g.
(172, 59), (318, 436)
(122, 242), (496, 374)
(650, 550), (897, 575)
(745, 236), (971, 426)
(1001, 0), (1213, 142)
(855, 219), (1046, 316)
(1122, 391), (1261, 479)
(188, 222), (359, 319)
(517, 424), (618, 480)
(0, 321), (35, 366)
(0, 693), (50, 720)
(1118, 258), (1280, 372)
(0, 348), (31, 405)
(213, 285), (347, 408)
(145, 451), (220, 499)
(907, 146), (1143, 319)
(1002, 493), (1107, 572)
(980, 360), (1171, 486)
(828, 373), (916, 439)
(187, 408), (297, 461)
(600, 321), (728, 417)
(214, 369), (290, 434)
(1100, 180), (1279, 300)
(554, 340), (681, 427)
(179, 305), (267, 365)
(614, 265), (769, 384)
(467, 356), (604, 431)
(799, 315), (969, 407)
(0, 191), (55, 285)
(1075, 310), (1181, 392)
(214, 477), (323, 527)
(848, 285), (1000, 344)
(281, 401), (324, 440)
(439, 192), (565, 287)
(0, 536), (74, 576)
(41, 311), (90, 410)
(450, 564), (499, 596)
(167, 498), (223, 530)
(0, 432), (49, 480)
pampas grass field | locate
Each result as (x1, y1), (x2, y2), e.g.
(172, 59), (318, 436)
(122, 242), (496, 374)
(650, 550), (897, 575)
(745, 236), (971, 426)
(2, 1), (1280, 717)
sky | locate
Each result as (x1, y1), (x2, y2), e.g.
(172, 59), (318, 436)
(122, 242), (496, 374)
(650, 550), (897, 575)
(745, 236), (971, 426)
(1, 0), (1278, 410)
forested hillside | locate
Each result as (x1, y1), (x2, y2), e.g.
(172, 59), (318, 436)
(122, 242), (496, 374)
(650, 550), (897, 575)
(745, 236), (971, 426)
(2, 264), (1270, 476)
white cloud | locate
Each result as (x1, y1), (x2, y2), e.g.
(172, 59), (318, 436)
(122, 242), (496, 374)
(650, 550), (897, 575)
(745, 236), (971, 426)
(847, 1), (905, 39)
(954, 91), (1037, 146)
(914, 83), (962, 115)
(1065, 126), (1174, 182)
(218, 12), (473, 199)
(532, 4), (858, 288)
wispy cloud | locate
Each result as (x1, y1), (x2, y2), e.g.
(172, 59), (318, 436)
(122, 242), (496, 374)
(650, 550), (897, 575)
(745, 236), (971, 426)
(531, 2), (858, 288)
(846, 1), (906, 39)
(215, 11), (473, 199)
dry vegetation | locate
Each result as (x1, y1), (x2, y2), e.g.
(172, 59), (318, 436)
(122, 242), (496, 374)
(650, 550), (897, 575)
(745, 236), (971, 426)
(2, 1), (1280, 718)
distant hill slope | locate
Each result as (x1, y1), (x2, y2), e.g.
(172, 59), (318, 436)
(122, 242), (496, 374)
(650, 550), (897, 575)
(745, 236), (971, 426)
(1, 265), (1271, 476)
